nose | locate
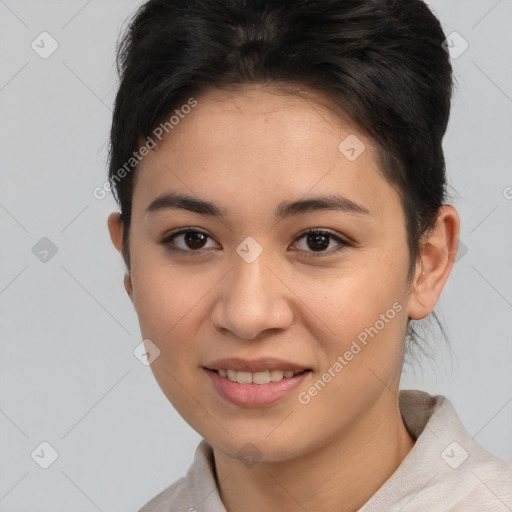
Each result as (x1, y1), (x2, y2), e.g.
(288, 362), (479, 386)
(209, 256), (294, 340)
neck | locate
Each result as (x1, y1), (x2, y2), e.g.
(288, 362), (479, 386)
(213, 393), (415, 512)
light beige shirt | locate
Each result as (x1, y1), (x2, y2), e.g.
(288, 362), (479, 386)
(138, 390), (512, 511)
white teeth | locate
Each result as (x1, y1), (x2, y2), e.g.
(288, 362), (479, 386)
(217, 369), (304, 384)
(235, 371), (252, 384)
(270, 369), (284, 381)
(253, 371), (271, 384)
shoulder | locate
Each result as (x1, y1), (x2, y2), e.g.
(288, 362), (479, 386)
(407, 456), (512, 511)
(138, 477), (190, 512)
(414, 391), (512, 509)
(361, 390), (512, 511)
(438, 434), (512, 511)
(137, 439), (221, 512)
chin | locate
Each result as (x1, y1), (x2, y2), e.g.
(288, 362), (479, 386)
(205, 429), (314, 465)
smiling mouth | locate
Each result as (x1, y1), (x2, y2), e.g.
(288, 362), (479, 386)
(205, 368), (312, 385)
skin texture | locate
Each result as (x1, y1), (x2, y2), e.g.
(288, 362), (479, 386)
(108, 84), (460, 511)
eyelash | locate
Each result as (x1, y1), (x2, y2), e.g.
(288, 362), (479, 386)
(160, 228), (350, 259)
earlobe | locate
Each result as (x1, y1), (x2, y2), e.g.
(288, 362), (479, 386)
(407, 205), (460, 320)
(123, 272), (134, 301)
(407, 259), (428, 320)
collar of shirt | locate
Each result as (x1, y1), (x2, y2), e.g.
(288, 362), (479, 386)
(138, 389), (512, 512)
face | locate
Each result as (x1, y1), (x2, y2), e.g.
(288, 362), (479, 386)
(119, 84), (418, 461)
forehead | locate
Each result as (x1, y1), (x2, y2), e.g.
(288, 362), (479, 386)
(132, 84), (400, 223)
(168, 84), (359, 148)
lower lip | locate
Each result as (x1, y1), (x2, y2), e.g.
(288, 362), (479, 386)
(204, 368), (311, 408)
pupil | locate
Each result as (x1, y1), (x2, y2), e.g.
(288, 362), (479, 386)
(185, 231), (206, 249)
(308, 233), (328, 251)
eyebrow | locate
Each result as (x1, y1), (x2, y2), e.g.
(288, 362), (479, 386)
(145, 192), (371, 220)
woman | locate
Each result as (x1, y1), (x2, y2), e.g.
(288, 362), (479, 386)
(106, 0), (512, 510)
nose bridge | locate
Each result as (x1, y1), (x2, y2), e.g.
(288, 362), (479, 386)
(210, 247), (293, 339)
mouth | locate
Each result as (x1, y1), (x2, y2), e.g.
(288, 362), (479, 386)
(204, 368), (312, 385)
(203, 366), (313, 407)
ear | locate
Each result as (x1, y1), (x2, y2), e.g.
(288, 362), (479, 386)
(107, 212), (133, 301)
(407, 205), (460, 320)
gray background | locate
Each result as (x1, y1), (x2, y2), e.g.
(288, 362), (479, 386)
(0, 1), (511, 510)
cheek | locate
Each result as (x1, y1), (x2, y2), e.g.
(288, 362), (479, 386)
(130, 266), (205, 408)
(129, 233), (196, 328)
(132, 268), (199, 339)
(310, 264), (402, 324)
(305, 262), (407, 369)
(303, 281), (407, 418)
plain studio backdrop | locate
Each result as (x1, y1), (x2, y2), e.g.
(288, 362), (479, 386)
(0, 1), (511, 511)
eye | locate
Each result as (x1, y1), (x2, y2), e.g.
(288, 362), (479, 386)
(291, 229), (350, 258)
(160, 228), (350, 257)
(161, 228), (218, 255)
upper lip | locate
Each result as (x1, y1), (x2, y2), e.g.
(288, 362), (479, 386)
(204, 357), (310, 373)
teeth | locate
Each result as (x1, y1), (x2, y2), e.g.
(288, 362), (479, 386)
(216, 369), (303, 384)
